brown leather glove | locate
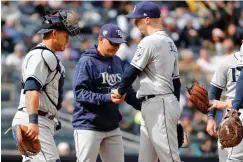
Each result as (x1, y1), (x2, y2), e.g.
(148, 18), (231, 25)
(218, 109), (243, 149)
(187, 82), (209, 114)
(12, 125), (41, 156)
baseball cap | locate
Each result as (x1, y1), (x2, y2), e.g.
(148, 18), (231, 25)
(99, 23), (126, 44)
(126, 1), (161, 19)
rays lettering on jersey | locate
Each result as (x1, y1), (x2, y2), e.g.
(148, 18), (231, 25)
(101, 72), (121, 86)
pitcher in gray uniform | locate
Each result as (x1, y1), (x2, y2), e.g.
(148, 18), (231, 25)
(207, 41), (243, 162)
(11, 10), (81, 162)
(112, 2), (181, 162)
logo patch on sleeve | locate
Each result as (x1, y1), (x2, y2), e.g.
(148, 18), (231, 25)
(134, 46), (145, 61)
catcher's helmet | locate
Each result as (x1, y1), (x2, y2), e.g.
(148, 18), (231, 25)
(37, 10), (82, 40)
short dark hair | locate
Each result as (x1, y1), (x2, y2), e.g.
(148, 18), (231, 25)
(43, 31), (52, 39)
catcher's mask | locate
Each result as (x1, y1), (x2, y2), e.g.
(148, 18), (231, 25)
(37, 10), (82, 40)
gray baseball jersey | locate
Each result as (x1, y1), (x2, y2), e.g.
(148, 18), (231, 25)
(211, 51), (243, 161)
(12, 43), (65, 162)
(211, 52), (242, 101)
(18, 43), (65, 116)
(131, 31), (181, 162)
(236, 45), (243, 69)
(131, 31), (179, 98)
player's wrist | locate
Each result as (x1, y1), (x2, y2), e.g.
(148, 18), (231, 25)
(226, 100), (232, 108)
(29, 114), (38, 124)
(207, 114), (215, 121)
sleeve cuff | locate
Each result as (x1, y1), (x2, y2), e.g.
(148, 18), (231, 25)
(210, 82), (225, 90)
(130, 62), (143, 71)
(207, 114), (215, 120)
(173, 75), (180, 79)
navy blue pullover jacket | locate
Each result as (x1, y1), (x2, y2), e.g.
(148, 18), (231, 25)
(72, 45), (142, 131)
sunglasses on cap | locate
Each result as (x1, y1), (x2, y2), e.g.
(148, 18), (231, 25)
(108, 40), (121, 47)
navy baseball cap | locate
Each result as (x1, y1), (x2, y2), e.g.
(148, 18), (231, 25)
(99, 23), (126, 44)
(126, 1), (161, 19)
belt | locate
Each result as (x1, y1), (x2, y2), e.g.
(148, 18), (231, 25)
(18, 108), (55, 120)
(141, 95), (155, 101)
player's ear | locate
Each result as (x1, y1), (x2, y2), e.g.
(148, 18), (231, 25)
(98, 36), (104, 44)
(145, 17), (150, 25)
(52, 30), (57, 39)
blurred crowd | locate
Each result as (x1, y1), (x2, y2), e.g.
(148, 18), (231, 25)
(2, 0), (243, 157)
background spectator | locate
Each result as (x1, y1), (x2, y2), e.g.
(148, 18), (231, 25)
(5, 43), (25, 71)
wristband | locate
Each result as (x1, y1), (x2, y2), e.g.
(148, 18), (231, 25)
(29, 114), (38, 124)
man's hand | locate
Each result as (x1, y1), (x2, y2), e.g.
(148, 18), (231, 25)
(26, 123), (39, 141)
(206, 119), (217, 137)
(208, 100), (232, 110)
(110, 89), (126, 104)
(111, 89), (125, 99)
(111, 93), (125, 104)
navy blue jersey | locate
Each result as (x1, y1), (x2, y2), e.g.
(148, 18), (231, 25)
(72, 45), (141, 131)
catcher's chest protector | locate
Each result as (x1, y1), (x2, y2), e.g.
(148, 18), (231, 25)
(20, 45), (65, 116)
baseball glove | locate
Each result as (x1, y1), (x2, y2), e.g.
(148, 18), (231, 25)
(218, 109), (243, 149)
(187, 82), (209, 114)
(177, 123), (184, 148)
(12, 125), (41, 156)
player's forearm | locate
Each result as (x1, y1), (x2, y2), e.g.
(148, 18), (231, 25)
(208, 85), (223, 120)
(232, 68), (243, 110)
(118, 64), (139, 95)
(75, 89), (111, 105)
(125, 87), (142, 110)
(25, 91), (40, 114)
(24, 78), (42, 124)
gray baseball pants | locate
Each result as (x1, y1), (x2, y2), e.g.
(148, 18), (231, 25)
(138, 94), (181, 162)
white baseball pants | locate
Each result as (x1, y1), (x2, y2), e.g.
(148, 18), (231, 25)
(12, 110), (59, 162)
(74, 128), (124, 162)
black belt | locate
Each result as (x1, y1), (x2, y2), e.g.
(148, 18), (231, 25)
(18, 108), (55, 120)
(141, 95), (155, 101)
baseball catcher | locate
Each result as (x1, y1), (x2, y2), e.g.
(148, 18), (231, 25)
(187, 82), (210, 114)
(11, 9), (81, 161)
(218, 109), (243, 149)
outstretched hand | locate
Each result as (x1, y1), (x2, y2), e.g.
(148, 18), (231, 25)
(208, 100), (232, 110)
(206, 119), (217, 137)
(111, 89), (125, 99)
(111, 89), (126, 104)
